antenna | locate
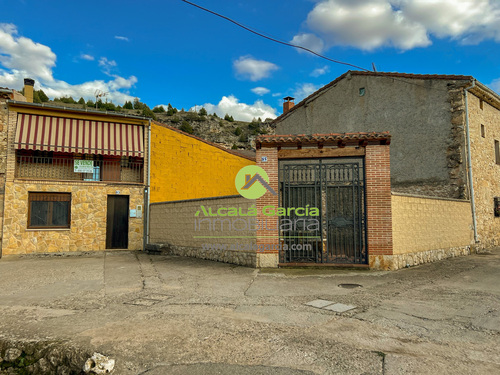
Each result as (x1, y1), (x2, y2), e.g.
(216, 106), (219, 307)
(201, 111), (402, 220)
(372, 63), (377, 72)
(94, 89), (109, 108)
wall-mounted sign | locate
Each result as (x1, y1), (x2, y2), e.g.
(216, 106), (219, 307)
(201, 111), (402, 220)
(261, 156), (268, 162)
(74, 160), (94, 173)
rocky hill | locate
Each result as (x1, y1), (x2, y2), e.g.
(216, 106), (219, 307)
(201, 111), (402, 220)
(154, 110), (275, 150)
(47, 98), (275, 151)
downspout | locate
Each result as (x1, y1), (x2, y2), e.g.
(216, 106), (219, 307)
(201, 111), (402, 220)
(464, 79), (478, 243)
(143, 119), (152, 250)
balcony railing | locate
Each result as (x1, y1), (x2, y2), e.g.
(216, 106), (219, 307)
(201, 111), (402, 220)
(16, 155), (144, 183)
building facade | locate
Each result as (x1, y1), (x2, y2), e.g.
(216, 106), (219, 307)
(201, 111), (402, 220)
(272, 71), (499, 261)
(0, 81), (149, 256)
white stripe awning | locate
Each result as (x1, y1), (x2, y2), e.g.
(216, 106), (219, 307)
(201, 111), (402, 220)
(15, 114), (144, 157)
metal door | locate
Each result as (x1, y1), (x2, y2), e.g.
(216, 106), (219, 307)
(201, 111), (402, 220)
(106, 195), (129, 249)
(279, 158), (367, 264)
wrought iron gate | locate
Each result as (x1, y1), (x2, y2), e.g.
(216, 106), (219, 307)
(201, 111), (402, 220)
(279, 158), (367, 264)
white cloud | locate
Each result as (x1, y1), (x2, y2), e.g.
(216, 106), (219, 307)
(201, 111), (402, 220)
(98, 57), (117, 75)
(233, 56), (279, 81)
(0, 24), (137, 104)
(251, 87), (270, 96)
(294, 83), (321, 102)
(114, 36), (129, 42)
(0, 23), (57, 82)
(290, 33), (325, 53)
(311, 65), (330, 77)
(297, 0), (500, 51)
(80, 54), (95, 61)
(197, 95), (277, 122)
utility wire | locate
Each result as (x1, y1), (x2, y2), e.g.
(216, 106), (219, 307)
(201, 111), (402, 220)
(180, 0), (457, 93)
(180, 0), (371, 72)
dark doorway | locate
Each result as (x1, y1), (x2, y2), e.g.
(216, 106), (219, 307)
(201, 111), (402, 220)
(106, 195), (129, 249)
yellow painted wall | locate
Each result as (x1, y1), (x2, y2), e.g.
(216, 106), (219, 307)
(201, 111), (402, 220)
(392, 194), (473, 254)
(150, 122), (255, 203)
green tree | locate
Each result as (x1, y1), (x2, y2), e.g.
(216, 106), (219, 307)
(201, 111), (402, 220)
(133, 98), (143, 110)
(38, 89), (49, 102)
(32, 91), (41, 103)
(166, 107), (177, 116)
(60, 96), (76, 104)
(153, 105), (165, 113)
(171, 116), (180, 124)
(198, 107), (207, 116)
(142, 106), (157, 120)
(239, 134), (248, 142)
(234, 127), (242, 136)
(123, 101), (133, 109)
(104, 102), (117, 111)
(224, 114), (234, 122)
(78, 97), (85, 105)
(180, 120), (193, 134)
(231, 144), (238, 150)
(86, 99), (95, 107)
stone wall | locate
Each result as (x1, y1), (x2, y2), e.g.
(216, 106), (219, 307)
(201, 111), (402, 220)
(274, 74), (470, 199)
(149, 195), (257, 266)
(467, 92), (500, 248)
(0, 97), (8, 254)
(1, 181), (144, 254)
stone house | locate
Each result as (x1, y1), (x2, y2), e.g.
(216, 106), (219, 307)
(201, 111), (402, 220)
(0, 79), (149, 256)
(0, 79), (257, 258)
(263, 70), (500, 268)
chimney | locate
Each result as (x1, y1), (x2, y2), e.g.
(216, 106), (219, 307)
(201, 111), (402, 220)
(283, 96), (295, 115)
(24, 78), (35, 103)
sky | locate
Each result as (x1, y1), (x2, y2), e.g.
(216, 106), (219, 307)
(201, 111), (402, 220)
(1, 0), (500, 121)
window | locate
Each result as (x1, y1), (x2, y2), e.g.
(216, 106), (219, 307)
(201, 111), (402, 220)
(83, 165), (101, 181)
(496, 140), (500, 165)
(480, 99), (484, 110)
(359, 87), (366, 96)
(481, 124), (485, 138)
(28, 192), (71, 229)
(495, 198), (500, 217)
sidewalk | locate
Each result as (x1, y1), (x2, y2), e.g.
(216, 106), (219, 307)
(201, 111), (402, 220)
(0, 250), (499, 374)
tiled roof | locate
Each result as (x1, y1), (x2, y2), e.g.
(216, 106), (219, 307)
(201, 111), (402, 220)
(256, 132), (391, 147)
(273, 71), (474, 123)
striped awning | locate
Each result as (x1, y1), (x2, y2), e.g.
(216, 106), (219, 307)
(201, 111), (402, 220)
(15, 113), (144, 157)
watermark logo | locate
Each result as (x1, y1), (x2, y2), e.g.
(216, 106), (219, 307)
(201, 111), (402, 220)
(235, 165), (277, 199)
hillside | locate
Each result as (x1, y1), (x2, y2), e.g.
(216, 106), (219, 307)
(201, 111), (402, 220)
(46, 98), (276, 151)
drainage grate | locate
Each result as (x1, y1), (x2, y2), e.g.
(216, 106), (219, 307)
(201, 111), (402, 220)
(338, 283), (363, 289)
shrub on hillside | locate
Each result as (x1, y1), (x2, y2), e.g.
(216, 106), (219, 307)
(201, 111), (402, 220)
(180, 121), (194, 134)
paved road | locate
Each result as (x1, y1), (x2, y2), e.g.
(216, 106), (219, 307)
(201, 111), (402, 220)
(0, 250), (499, 374)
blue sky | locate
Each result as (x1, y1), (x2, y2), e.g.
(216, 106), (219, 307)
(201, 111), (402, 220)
(1, 0), (500, 121)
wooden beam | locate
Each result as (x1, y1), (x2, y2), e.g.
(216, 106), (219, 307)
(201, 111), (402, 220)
(278, 147), (365, 159)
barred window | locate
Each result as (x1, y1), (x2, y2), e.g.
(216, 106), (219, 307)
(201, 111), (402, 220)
(28, 192), (71, 229)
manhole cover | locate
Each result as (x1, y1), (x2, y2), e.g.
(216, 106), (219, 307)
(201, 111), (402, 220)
(338, 283), (362, 289)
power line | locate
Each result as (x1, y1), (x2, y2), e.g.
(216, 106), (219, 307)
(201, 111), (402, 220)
(180, 1), (458, 93)
(180, 0), (371, 72)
